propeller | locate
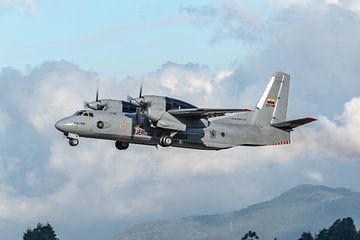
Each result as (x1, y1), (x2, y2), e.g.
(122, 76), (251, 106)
(85, 85), (105, 110)
(127, 83), (146, 125)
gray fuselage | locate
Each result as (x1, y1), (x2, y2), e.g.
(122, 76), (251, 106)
(55, 109), (289, 150)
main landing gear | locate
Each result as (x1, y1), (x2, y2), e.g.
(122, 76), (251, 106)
(159, 131), (178, 147)
(115, 141), (129, 150)
(160, 135), (173, 147)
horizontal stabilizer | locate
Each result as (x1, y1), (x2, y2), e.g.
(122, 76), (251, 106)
(271, 117), (317, 130)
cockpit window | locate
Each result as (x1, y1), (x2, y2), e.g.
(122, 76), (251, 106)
(74, 111), (94, 117)
(165, 97), (196, 111)
(74, 110), (86, 116)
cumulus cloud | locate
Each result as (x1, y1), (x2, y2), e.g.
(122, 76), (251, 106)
(0, 60), (359, 232)
(296, 97), (360, 160)
(186, 0), (360, 117)
(0, 61), (245, 227)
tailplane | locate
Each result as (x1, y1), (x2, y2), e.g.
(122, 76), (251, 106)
(253, 72), (290, 125)
(271, 117), (317, 131)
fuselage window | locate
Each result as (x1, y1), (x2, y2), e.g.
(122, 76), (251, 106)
(89, 112), (94, 117)
(83, 112), (89, 116)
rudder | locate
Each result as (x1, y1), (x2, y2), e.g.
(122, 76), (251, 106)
(253, 72), (290, 125)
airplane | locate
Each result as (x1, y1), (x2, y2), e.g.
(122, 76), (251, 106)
(55, 72), (316, 150)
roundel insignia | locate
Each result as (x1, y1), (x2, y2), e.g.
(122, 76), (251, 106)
(97, 121), (105, 129)
(97, 121), (111, 129)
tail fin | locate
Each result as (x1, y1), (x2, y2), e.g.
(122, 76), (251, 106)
(253, 72), (290, 125)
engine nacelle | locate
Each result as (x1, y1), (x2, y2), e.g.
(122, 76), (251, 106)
(86, 99), (136, 113)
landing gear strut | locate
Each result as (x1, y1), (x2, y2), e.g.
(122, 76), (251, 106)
(115, 141), (129, 150)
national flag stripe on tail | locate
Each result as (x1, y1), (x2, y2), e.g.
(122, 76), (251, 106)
(266, 98), (276, 104)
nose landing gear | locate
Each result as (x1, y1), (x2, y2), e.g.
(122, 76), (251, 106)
(69, 138), (79, 146)
(66, 133), (79, 147)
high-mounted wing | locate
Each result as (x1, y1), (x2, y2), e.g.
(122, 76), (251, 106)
(271, 117), (317, 130)
(168, 108), (252, 118)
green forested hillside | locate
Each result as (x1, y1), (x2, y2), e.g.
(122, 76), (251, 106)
(113, 185), (360, 240)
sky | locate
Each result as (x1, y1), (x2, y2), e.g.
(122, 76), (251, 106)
(1, 0), (360, 239)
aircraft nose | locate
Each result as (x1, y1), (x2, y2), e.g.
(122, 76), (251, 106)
(55, 118), (74, 132)
(55, 119), (66, 132)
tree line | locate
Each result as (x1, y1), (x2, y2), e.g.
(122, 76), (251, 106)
(241, 217), (360, 240)
(298, 217), (360, 240)
(22, 217), (360, 240)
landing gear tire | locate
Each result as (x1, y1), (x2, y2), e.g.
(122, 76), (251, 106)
(115, 141), (129, 150)
(69, 138), (79, 146)
(160, 136), (173, 147)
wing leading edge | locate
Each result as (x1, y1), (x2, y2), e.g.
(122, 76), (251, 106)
(168, 108), (252, 118)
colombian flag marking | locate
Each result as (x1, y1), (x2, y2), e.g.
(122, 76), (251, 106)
(267, 98), (276, 104)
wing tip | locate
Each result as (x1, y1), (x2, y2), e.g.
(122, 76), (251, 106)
(305, 117), (317, 122)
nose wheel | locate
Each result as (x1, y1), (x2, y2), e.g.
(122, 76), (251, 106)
(69, 138), (79, 146)
(66, 133), (79, 147)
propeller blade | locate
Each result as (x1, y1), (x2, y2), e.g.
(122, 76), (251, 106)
(139, 83), (143, 98)
(96, 88), (99, 102)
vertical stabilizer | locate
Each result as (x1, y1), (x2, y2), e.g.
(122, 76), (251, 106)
(253, 72), (290, 125)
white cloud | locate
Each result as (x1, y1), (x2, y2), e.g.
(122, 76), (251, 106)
(294, 97), (360, 160)
(0, 53), (360, 240)
(216, 69), (234, 81)
(307, 171), (324, 183)
(1, 60), (360, 225)
(149, 62), (215, 96)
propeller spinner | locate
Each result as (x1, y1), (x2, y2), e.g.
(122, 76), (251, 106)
(127, 83), (147, 124)
(85, 87), (106, 110)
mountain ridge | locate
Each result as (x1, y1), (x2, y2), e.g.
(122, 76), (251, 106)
(113, 184), (360, 240)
